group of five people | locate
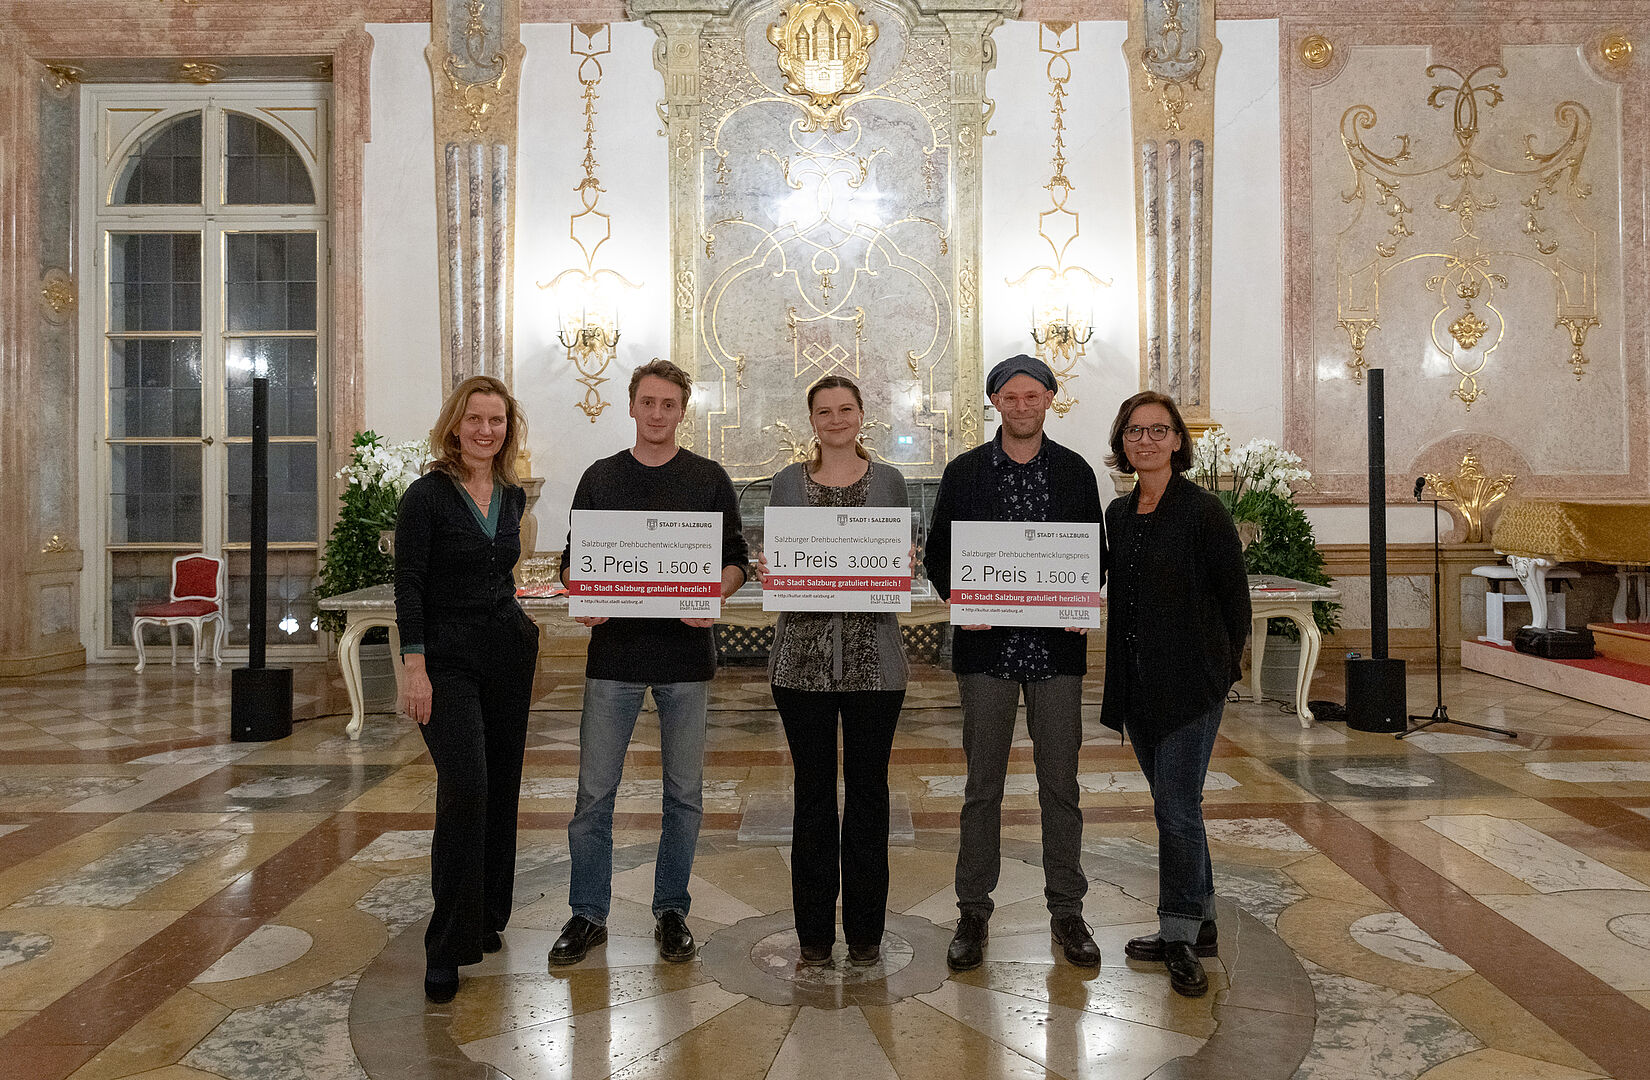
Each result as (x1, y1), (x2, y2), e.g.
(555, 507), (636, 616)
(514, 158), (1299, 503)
(394, 354), (1251, 1006)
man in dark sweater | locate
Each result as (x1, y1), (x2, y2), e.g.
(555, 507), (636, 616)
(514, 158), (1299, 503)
(923, 354), (1105, 972)
(550, 360), (750, 966)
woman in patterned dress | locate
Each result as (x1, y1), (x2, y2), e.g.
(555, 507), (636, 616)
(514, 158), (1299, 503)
(759, 375), (910, 967)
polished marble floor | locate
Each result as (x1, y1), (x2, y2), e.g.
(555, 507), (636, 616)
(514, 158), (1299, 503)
(2, 656), (1650, 1080)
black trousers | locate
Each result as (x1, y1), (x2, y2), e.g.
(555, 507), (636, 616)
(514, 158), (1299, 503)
(772, 685), (904, 950)
(420, 613), (538, 968)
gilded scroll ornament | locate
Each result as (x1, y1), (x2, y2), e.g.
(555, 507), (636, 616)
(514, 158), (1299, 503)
(42, 65), (82, 93)
(1139, 0), (1207, 134)
(177, 62), (223, 85)
(538, 24), (641, 422)
(1299, 35), (1333, 70)
(1007, 23), (1111, 419)
(768, 0), (880, 131)
(1601, 34), (1633, 66)
(41, 535), (69, 555)
(1334, 63), (1599, 404)
(40, 269), (76, 324)
(1423, 449), (1515, 543)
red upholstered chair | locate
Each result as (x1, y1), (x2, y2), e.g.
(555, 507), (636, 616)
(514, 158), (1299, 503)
(132, 553), (227, 674)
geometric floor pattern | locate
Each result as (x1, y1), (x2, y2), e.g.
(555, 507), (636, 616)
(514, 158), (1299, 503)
(2, 656), (1649, 1079)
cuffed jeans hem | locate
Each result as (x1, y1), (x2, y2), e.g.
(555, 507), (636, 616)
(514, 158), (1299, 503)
(1159, 897), (1215, 944)
(567, 908), (608, 927)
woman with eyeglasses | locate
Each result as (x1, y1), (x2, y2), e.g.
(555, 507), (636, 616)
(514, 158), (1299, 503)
(1100, 391), (1251, 998)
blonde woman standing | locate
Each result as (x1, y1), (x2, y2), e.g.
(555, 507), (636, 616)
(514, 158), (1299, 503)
(395, 375), (539, 1003)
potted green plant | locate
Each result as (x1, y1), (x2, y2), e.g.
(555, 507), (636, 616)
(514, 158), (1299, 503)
(1190, 430), (1341, 704)
(317, 431), (428, 708)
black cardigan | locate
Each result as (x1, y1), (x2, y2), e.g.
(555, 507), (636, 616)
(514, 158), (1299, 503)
(394, 470), (527, 653)
(923, 432), (1105, 677)
(1100, 472), (1251, 742)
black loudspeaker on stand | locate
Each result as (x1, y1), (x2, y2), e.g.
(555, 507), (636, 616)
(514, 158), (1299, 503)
(1345, 369), (1407, 733)
(231, 374), (294, 742)
(1396, 478), (1516, 740)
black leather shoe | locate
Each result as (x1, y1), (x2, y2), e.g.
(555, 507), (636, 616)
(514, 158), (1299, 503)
(656, 911), (696, 962)
(1050, 915), (1101, 967)
(549, 915), (607, 966)
(483, 929), (503, 954)
(946, 912), (988, 971)
(799, 944), (833, 966)
(1164, 941), (1209, 997)
(1124, 921), (1218, 962)
(847, 943), (880, 966)
(424, 966), (458, 1003)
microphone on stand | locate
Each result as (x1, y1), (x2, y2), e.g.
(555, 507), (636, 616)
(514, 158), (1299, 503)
(1413, 476), (1427, 501)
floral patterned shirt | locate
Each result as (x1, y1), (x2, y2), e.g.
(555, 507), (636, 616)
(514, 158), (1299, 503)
(987, 437), (1056, 681)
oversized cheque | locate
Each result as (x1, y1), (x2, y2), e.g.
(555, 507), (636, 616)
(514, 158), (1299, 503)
(762, 506), (912, 612)
(949, 520), (1102, 628)
(567, 510), (723, 618)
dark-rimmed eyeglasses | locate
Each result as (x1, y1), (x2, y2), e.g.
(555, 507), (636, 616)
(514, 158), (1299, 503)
(1123, 423), (1173, 442)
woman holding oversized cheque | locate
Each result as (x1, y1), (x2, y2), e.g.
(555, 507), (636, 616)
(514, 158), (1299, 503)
(758, 375), (910, 967)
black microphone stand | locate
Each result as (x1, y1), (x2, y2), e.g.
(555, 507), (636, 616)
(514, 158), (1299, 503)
(1398, 483), (1516, 740)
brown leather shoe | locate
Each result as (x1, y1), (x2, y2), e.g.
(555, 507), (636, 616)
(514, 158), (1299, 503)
(847, 942), (881, 966)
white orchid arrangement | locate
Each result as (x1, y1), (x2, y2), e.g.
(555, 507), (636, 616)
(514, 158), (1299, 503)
(1190, 427), (1339, 637)
(334, 432), (428, 496)
(317, 431), (430, 632)
(1190, 428), (1312, 517)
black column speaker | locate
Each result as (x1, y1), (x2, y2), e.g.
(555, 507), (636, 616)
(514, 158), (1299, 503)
(1346, 368), (1407, 732)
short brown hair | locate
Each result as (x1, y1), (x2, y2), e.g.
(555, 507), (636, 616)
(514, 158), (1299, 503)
(629, 359), (691, 407)
(427, 375), (525, 485)
(1105, 391), (1194, 474)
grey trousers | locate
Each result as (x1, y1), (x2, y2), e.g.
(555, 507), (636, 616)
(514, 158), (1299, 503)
(954, 672), (1087, 919)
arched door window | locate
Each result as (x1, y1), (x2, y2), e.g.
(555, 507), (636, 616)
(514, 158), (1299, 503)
(88, 87), (329, 659)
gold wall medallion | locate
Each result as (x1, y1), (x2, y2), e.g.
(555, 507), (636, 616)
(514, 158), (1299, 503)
(1300, 35), (1333, 70)
(1602, 34), (1633, 67)
(768, 0), (880, 130)
(176, 62), (224, 85)
(1423, 450), (1515, 543)
(40, 269), (76, 324)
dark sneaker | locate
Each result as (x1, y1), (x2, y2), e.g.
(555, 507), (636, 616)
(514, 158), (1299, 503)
(549, 915), (607, 966)
(799, 943), (833, 966)
(847, 943), (881, 966)
(656, 911), (696, 962)
(946, 912), (988, 971)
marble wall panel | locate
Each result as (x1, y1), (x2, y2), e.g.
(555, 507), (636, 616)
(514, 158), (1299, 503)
(1282, 14), (1650, 503)
(1333, 573), (1433, 632)
(691, 2), (960, 479)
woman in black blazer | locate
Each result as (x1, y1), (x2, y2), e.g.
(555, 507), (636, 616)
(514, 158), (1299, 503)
(395, 375), (539, 1003)
(1100, 391), (1250, 998)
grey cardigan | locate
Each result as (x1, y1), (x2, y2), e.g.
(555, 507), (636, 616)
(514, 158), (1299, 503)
(765, 460), (911, 690)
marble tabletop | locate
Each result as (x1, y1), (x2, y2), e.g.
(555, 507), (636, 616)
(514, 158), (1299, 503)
(1247, 575), (1342, 602)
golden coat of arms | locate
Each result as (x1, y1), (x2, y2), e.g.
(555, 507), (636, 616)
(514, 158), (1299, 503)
(768, 0), (879, 128)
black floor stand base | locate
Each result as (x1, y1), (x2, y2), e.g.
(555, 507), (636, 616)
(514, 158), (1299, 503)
(1398, 704), (1517, 740)
(231, 666), (294, 742)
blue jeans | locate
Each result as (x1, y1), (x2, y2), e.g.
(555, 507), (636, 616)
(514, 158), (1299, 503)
(1130, 697), (1224, 943)
(568, 678), (710, 923)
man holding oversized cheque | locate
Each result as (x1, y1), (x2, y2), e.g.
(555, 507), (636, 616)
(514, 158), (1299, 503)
(552, 360), (750, 967)
(922, 354), (1106, 971)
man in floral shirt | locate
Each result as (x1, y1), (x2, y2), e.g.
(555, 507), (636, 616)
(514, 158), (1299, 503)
(923, 355), (1106, 972)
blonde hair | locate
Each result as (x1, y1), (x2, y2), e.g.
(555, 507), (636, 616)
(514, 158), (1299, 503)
(806, 374), (871, 470)
(427, 375), (526, 485)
